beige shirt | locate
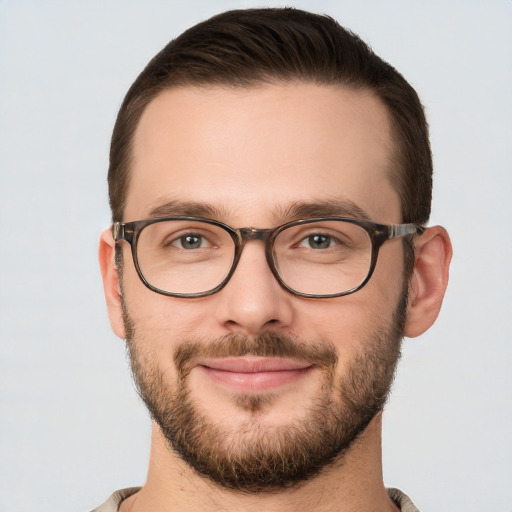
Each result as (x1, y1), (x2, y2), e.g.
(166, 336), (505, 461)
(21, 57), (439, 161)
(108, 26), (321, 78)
(91, 487), (420, 511)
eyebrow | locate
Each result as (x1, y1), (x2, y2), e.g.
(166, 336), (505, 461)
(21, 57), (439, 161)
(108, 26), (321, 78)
(148, 200), (231, 219)
(276, 199), (371, 222)
(147, 198), (371, 224)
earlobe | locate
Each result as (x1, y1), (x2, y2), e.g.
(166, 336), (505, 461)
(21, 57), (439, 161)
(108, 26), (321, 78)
(404, 226), (452, 338)
(99, 227), (126, 339)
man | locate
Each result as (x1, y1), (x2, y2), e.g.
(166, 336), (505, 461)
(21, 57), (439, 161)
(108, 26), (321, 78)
(96, 7), (451, 512)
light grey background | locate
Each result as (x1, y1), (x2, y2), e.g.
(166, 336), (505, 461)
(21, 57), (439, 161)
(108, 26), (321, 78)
(0, 1), (510, 511)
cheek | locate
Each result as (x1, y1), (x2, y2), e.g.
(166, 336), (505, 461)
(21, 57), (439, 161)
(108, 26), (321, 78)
(292, 251), (404, 360)
(121, 266), (219, 353)
(370, 240), (408, 305)
(293, 297), (382, 355)
(120, 264), (180, 361)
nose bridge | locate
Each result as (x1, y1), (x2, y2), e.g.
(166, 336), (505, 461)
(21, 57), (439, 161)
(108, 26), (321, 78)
(233, 226), (276, 283)
(234, 227), (275, 274)
(216, 226), (292, 335)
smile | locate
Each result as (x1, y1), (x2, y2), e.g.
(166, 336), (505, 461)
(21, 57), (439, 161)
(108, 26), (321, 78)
(198, 357), (314, 392)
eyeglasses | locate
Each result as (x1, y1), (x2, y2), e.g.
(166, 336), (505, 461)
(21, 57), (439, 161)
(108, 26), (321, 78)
(113, 216), (424, 299)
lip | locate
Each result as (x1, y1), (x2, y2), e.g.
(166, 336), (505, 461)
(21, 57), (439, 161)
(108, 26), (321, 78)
(197, 357), (314, 392)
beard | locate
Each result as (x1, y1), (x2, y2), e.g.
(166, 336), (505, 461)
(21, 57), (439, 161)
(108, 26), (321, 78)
(122, 290), (407, 493)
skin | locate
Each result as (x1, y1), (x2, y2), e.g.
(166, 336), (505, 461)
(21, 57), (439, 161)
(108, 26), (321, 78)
(99, 83), (452, 511)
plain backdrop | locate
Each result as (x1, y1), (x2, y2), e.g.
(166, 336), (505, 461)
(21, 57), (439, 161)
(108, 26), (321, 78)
(0, 1), (511, 511)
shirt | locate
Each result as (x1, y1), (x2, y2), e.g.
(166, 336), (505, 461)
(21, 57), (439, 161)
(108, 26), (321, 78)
(91, 486), (420, 511)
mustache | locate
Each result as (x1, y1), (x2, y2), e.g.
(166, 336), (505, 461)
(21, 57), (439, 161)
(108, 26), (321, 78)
(174, 332), (338, 379)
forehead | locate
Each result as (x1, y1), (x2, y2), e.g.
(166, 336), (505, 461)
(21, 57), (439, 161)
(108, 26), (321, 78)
(126, 83), (400, 224)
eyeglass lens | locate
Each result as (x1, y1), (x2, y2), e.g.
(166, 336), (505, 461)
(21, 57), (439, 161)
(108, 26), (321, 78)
(135, 219), (372, 296)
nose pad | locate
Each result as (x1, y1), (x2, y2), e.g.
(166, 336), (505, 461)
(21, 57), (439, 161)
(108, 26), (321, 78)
(213, 241), (294, 335)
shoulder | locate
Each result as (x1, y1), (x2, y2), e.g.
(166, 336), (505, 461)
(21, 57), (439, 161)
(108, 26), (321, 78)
(89, 487), (141, 512)
(387, 488), (421, 512)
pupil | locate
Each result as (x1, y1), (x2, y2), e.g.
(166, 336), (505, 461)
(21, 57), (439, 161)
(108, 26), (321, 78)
(310, 234), (330, 249)
(182, 235), (201, 249)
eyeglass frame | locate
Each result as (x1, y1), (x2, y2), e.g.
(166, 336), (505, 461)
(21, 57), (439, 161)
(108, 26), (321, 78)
(113, 216), (424, 299)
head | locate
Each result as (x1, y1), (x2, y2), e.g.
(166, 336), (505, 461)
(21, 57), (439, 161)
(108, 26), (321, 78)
(100, 8), (451, 493)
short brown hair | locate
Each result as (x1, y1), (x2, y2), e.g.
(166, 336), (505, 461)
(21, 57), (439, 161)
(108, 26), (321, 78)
(108, 8), (432, 226)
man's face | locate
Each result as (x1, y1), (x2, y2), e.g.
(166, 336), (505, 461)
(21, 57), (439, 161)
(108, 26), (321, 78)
(118, 83), (408, 490)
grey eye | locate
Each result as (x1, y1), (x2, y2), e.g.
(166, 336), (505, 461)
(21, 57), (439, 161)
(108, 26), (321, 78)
(302, 234), (332, 249)
(173, 234), (205, 249)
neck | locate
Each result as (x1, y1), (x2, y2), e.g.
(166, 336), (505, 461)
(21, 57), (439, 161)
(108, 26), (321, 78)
(122, 414), (398, 512)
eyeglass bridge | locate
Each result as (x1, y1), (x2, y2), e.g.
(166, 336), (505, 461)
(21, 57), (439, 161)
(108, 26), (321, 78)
(238, 227), (273, 242)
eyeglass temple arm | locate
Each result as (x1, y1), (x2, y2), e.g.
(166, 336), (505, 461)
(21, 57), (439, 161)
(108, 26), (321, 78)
(112, 222), (123, 241)
(388, 223), (425, 239)
(112, 222), (134, 242)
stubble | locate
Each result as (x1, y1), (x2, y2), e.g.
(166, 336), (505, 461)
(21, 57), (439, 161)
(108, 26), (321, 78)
(122, 291), (406, 492)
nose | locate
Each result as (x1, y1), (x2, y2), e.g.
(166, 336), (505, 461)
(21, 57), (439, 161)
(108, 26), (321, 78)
(213, 240), (294, 335)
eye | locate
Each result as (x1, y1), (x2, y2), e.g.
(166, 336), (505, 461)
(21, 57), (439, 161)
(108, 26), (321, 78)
(298, 234), (335, 250)
(171, 233), (210, 250)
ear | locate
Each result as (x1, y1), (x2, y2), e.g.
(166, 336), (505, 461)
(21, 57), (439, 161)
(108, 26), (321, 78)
(404, 226), (452, 338)
(99, 227), (126, 339)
